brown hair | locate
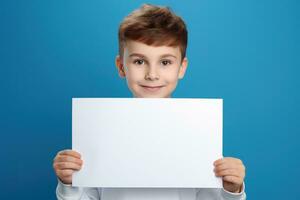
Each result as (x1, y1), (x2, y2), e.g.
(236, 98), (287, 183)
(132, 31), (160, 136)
(118, 4), (188, 60)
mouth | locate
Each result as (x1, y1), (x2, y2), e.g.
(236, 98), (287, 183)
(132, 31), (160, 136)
(140, 85), (165, 92)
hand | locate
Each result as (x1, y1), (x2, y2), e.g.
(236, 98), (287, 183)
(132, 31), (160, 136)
(213, 157), (246, 193)
(53, 149), (83, 184)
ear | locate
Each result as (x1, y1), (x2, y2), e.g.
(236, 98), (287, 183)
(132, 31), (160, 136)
(178, 57), (188, 79)
(115, 55), (126, 78)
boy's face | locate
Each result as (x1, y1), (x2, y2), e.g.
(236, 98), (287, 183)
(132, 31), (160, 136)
(116, 40), (188, 98)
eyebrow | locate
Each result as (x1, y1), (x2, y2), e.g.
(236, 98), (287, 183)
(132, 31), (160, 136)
(129, 53), (177, 59)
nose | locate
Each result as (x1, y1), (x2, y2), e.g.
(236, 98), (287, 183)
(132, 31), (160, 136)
(144, 66), (159, 81)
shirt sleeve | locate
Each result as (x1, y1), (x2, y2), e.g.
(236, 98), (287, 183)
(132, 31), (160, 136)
(220, 182), (246, 200)
(196, 183), (246, 200)
(56, 179), (101, 200)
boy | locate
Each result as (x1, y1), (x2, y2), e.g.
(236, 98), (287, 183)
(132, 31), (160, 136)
(53, 4), (246, 199)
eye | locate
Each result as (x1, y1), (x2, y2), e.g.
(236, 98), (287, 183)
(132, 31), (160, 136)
(133, 59), (145, 65)
(161, 60), (172, 66)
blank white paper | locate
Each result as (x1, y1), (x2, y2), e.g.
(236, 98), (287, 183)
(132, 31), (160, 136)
(72, 98), (223, 188)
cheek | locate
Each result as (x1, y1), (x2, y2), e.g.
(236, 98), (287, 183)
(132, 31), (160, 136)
(125, 67), (145, 83)
(163, 68), (181, 83)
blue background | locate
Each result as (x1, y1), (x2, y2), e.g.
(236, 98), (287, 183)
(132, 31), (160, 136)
(1, 0), (299, 199)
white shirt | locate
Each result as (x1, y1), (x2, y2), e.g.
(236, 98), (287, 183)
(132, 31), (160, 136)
(56, 180), (246, 200)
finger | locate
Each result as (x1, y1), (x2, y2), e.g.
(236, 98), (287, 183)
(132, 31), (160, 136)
(214, 162), (243, 173)
(56, 169), (74, 178)
(225, 157), (243, 165)
(55, 155), (83, 165)
(54, 162), (82, 171)
(213, 158), (224, 166)
(58, 150), (81, 159)
(214, 157), (241, 166)
(223, 175), (243, 185)
(215, 168), (241, 177)
(215, 159), (246, 177)
(215, 167), (245, 179)
(214, 157), (243, 166)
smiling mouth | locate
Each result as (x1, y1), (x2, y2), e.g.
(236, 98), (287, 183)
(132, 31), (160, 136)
(140, 85), (165, 92)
